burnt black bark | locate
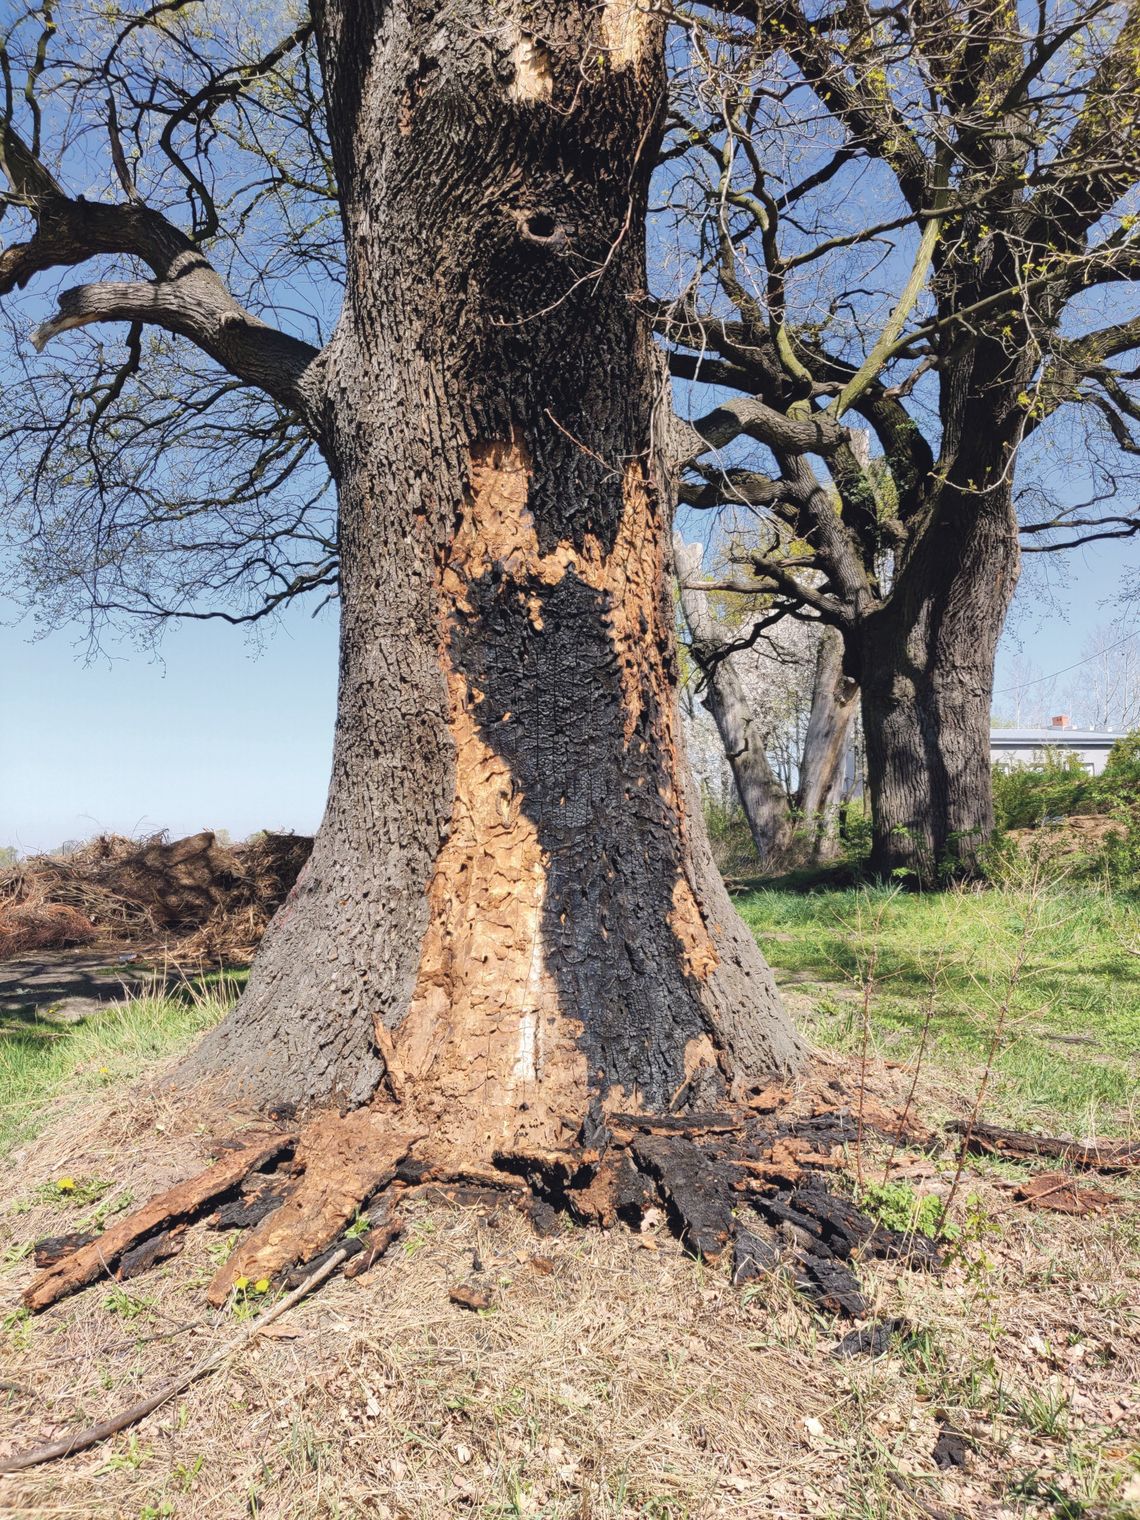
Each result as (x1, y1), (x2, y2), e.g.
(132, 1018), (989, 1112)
(185, 1), (799, 1118)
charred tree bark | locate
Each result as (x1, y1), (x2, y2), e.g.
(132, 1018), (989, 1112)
(797, 628), (859, 862)
(674, 538), (793, 865)
(184, 2), (800, 1152)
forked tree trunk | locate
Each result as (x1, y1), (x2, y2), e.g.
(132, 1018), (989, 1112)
(858, 476), (1019, 884)
(797, 627), (859, 861)
(674, 538), (793, 865)
(185, 1), (799, 1161)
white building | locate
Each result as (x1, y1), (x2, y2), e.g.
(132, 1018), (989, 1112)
(989, 715), (1125, 775)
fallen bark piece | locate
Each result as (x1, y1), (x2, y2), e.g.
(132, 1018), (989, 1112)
(932, 1416), (972, 1470)
(33, 1233), (96, 1269)
(732, 1228), (780, 1285)
(947, 1119), (1140, 1171)
(525, 1198), (562, 1237)
(207, 1113), (422, 1306)
(343, 1213), (403, 1280)
(24, 1131), (294, 1313)
(794, 1255), (870, 1318)
(449, 1283), (491, 1311)
(1014, 1171), (1120, 1214)
(118, 1227), (186, 1281)
(632, 1134), (736, 1262)
(831, 1318), (907, 1359)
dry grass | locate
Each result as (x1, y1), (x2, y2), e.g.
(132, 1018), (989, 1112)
(0, 1053), (1137, 1520)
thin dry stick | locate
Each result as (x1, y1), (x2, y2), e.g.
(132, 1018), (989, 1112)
(0, 1248), (349, 1474)
(853, 892), (895, 1189)
(882, 948), (944, 1185)
(939, 893), (1042, 1232)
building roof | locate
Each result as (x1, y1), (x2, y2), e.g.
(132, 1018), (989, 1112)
(990, 728), (1126, 748)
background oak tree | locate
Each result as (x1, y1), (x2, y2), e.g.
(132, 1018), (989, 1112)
(656, 0), (1140, 880)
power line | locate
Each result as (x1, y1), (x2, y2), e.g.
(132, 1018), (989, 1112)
(994, 626), (1138, 695)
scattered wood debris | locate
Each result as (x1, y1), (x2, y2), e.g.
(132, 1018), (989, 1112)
(449, 1283), (492, 1311)
(947, 1119), (1140, 1171)
(1014, 1170), (1121, 1214)
(23, 1131), (294, 1311)
(830, 1318), (907, 1359)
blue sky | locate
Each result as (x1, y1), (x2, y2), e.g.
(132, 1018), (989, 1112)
(0, 598), (337, 853)
(2, 529), (1134, 856)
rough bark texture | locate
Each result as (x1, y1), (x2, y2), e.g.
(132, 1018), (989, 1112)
(797, 627), (859, 862)
(674, 539), (793, 863)
(856, 455), (1021, 883)
(183, 1), (799, 1146)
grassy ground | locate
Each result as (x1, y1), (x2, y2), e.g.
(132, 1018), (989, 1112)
(740, 875), (1140, 1139)
(2, 875), (1137, 1164)
(0, 893), (1138, 1517)
(0, 972), (247, 1156)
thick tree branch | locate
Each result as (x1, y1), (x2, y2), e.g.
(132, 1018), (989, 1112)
(681, 394), (848, 461)
(0, 128), (327, 431)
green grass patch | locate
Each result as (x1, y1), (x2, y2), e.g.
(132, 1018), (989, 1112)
(0, 984), (236, 1157)
(739, 876), (1140, 1135)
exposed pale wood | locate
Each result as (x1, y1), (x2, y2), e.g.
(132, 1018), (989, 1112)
(24, 1132), (294, 1312)
(207, 1113), (421, 1305)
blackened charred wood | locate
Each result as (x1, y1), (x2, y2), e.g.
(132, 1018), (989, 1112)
(526, 1198), (563, 1238)
(281, 1234), (365, 1289)
(118, 1227), (186, 1281)
(632, 1135), (736, 1261)
(33, 1232), (96, 1268)
(733, 1228), (781, 1285)
(946, 1120), (1140, 1171)
(831, 1318), (907, 1358)
(794, 1255), (870, 1318)
(669, 1065), (728, 1114)
(210, 1182), (292, 1231)
(611, 1112), (742, 1135)
(612, 1149), (657, 1225)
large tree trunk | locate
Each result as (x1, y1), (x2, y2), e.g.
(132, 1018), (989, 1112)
(797, 627), (859, 861)
(857, 474), (1019, 883)
(185, 2), (799, 1158)
(674, 538), (793, 865)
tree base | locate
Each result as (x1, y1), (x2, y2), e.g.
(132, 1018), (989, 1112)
(22, 1075), (942, 1324)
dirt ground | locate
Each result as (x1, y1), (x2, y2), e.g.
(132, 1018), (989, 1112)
(0, 1050), (1136, 1520)
(0, 947), (161, 1024)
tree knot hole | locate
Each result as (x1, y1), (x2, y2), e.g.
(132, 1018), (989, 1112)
(521, 213), (566, 249)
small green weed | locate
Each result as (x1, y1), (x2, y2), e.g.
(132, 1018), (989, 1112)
(102, 1284), (157, 1320)
(859, 1179), (951, 1240)
(99, 1435), (150, 1473)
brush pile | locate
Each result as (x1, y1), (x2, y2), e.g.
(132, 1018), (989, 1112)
(0, 831), (312, 962)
